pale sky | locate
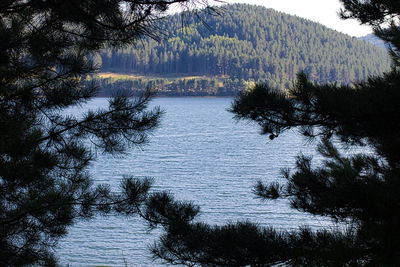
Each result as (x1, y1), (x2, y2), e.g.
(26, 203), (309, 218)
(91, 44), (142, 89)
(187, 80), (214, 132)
(218, 0), (372, 37)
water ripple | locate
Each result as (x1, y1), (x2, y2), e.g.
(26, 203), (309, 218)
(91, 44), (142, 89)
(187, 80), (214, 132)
(58, 98), (335, 266)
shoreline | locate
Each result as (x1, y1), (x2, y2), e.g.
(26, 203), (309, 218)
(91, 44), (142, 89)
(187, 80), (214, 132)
(93, 95), (235, 98)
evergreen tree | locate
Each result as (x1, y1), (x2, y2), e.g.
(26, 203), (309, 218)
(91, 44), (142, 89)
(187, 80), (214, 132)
(143, 1), (400, 266)
(0, 0), (212, 266)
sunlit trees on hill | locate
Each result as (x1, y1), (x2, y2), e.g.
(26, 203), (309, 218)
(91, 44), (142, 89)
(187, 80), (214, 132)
(100, 4), (390, 90)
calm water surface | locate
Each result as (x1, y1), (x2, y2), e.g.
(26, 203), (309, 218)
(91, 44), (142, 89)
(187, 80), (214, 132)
(57, 97), (333, 266)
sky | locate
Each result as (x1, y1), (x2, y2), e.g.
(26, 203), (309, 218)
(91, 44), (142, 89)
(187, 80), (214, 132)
(216, 0), (373, 37)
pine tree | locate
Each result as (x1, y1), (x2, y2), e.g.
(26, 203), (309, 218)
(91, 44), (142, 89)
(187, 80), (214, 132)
(143, 1), (400, 266)
(0, 1), (213, 266)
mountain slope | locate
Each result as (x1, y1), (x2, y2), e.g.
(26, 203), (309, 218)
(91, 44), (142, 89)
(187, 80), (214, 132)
(99, 4), (390, 90)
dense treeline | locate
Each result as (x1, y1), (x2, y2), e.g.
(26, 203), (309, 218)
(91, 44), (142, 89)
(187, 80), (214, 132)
(99, 4), (391, 91)
(94, 76), (252, 96)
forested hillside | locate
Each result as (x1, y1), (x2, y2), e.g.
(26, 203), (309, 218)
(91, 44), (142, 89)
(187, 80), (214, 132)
(98, 4), (390, 92)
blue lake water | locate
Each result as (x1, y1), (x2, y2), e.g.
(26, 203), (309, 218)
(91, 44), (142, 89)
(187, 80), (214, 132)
(57, 97), (334, 266)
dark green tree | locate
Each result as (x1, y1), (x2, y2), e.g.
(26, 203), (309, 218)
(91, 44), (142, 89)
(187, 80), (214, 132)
(143, 1), (400, 266)
(0, 0), (213, 266)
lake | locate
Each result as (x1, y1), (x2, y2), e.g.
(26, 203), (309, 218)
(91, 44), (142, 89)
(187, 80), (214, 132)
(57, 97), (333, 266)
